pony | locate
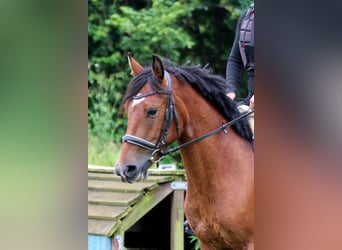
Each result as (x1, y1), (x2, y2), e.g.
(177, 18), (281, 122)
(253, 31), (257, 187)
(114, 53), (254, 249)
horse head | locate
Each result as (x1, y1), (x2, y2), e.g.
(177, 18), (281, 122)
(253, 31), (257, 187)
(114, 53), (179, 183)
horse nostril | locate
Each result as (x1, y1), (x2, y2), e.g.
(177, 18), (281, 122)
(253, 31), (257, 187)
(124, 165), (137, 178)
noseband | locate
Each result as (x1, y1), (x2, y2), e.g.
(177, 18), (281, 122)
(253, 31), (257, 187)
(122, 71), (254, 163)
(122, 71), (179, 162)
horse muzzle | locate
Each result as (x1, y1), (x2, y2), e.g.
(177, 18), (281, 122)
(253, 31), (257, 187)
(114, 159), (151, 183)
(114, 164), (134, 183)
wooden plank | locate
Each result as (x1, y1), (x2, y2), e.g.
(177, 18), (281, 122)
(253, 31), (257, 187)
(88, 204), (130, 221)
(88, 219), (119, 236)
(171, 190), (185, 250)
(88, 172), (176, 183)
(88, 180), (158, 193)
(148, 169), (186, 175)
(88, 172), (122, 181)
(88, 235), (112, 250)
(147, 175), (176, 183)
(88, 165), (114, 173)
(88, 165), (185, 177)
(110, 183), (173, 236)
(88, 190), (142, 206)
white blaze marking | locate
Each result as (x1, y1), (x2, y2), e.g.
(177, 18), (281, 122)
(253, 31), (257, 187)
(132, 93), (145, 107)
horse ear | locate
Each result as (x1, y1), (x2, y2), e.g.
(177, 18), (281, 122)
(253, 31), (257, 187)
(152, 54), (164, 83)
(127, 52), (144, 77)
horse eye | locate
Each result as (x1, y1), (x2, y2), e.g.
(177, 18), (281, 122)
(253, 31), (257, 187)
(146, 108), (158, 117)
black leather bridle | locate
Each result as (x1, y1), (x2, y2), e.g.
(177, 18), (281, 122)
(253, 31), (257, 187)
(122, 71), (254, 163)
(122, 71), (179, 162)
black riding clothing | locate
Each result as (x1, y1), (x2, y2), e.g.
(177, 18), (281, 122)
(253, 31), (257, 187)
(226, 4), (254, 105)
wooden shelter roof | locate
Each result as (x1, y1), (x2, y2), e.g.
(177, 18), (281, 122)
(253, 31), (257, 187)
(88, 165), (185, 237)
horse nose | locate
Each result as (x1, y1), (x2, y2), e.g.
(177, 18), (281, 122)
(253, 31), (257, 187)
(123, 164), (137, 179)
(114, 165), (121, 176)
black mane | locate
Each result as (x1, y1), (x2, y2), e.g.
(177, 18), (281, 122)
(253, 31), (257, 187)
(124, 60), (253, 141)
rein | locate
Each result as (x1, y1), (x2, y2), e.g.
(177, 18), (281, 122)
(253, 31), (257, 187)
(122, 71), (254, 162)
(163, 109), (254, 156)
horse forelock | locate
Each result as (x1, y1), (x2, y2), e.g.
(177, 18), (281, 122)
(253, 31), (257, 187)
(123, 68), (163, 105)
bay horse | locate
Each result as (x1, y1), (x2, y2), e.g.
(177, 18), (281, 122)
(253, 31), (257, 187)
(114, 53), (254, 250)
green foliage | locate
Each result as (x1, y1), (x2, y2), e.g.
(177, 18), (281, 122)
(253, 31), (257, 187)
(88, 135), (121, 166)
(189, 235), (200, 250)
(107, 0), (195, 63)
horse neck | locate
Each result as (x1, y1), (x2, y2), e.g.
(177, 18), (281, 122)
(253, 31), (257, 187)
(173, 83), (222, 140)
(173, 83), (254, 190)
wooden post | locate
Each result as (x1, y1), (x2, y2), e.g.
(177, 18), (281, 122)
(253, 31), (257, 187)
(170, 186), (185, 250)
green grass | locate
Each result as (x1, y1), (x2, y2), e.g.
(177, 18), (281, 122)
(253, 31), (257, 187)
(88, 136), (120, 167)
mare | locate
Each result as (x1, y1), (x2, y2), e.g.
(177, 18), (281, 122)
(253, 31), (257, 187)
(114, 53), (254, 250)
